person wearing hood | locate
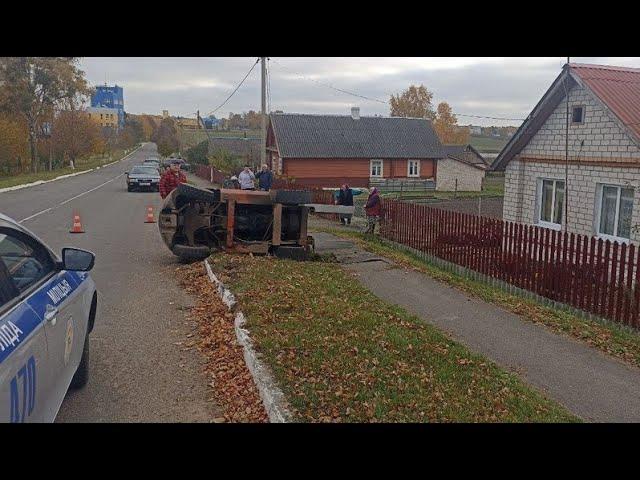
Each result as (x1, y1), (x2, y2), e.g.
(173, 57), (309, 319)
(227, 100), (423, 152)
(364, 187), (382, 234)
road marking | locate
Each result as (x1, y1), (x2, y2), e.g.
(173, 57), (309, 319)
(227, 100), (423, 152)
(19, 173), (126, 223)
(59, 174), (125, 206)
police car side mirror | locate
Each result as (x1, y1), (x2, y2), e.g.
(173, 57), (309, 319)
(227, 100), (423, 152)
(61, 248), (96, 272)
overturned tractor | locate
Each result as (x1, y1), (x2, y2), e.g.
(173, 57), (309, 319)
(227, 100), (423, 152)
(158, 184), (353, 260)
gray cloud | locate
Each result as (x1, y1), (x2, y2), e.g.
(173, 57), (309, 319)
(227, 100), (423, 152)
(80, 57), (640, 127)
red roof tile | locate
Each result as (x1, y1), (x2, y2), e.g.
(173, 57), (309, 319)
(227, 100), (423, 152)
(570, 63), (640, 140)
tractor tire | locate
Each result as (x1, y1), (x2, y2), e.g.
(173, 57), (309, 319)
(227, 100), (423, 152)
(172, 243), (211, 260)
(176, 183), (218, 203)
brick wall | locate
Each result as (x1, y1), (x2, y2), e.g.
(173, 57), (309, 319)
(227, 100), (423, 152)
(436, 158), (485, 191)
(520, 83), (640, 161)
(504, 83), (640, 242)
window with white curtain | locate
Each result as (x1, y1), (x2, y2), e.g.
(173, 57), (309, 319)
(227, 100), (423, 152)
(596, 184), (634, 241)
(408, 160), (420, 177)
(370, 160), (383, 177)
(537, 178), (565, 229)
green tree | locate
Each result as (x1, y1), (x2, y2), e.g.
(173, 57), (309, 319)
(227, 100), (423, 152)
(389, 84), (436, 120)
(186, 140), (209, 166)
(0, 57), (90, 173)
(209, 147), (242, 174)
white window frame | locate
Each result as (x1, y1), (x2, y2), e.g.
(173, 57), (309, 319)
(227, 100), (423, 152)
(572, 105), (586, 125)
(370, 159), (383, 178)
(536, 178), (564, 231)
(407, 160), (420, 178)
(595, 183), (634, 243)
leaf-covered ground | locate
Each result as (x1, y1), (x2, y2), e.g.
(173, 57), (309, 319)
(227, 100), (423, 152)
(208, 254), (578, 423)
(312, 223), (640, 370)
(175, 263), (268, 423)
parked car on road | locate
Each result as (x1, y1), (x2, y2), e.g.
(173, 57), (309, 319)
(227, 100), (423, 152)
(0, 213), (97, 422)
(143, 159), (162, 174)
(126, 165), (161, 192)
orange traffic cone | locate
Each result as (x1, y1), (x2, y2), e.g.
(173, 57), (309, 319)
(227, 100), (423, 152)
(69, 212), (85, 233)
(145, 206), (156, 223)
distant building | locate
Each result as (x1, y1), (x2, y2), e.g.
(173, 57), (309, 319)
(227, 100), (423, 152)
(87, 107), (119, 130)
(174, 116), (200, 129)
(202, 115), (221, 129)
(91, 84), (125, 128)
(468, 125), (482, 135)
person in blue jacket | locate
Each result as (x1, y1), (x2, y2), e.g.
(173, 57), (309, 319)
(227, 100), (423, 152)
(335, 183), (355, 225)
(256, 164), (274, 191)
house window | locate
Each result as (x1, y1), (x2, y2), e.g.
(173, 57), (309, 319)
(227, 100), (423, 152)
(597, 184), (634, 241)
(537, 179), (565, 229)
(572, 106), (585, 124)
(408, 160), (420, 177)
(370, 160), (383, 177)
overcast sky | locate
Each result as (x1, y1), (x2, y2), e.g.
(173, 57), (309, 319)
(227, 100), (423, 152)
(80, 57), (640, 127)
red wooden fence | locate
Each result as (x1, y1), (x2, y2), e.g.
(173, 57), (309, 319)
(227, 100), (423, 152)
(194, 165), (226, 184)
(376, 199), (640, 329)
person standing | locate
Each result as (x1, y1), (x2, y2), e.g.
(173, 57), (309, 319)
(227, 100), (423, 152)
(238, 165), (256, 190)
(364, 187), (382, 234)
(256, 164), (274, 191)
(335, 184), (354, 225)
(159, 160), (187, 199)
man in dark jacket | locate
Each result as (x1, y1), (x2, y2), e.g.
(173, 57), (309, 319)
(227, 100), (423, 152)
(364, 187), (382, 234)
(159, 160), (187, 199)
(335, 184), (354, 225)
(256, 164), (274, 191)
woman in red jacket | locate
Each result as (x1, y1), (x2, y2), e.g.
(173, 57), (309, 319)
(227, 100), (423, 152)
(364, 187), (382, 235)
(159, 160), (187, 199)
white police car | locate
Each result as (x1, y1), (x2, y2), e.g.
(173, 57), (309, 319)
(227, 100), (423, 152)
(0, 213), (97, 422)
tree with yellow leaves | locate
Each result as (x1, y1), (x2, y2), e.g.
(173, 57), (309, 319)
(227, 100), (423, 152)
(390, 85), (436, 120)
(433, 102), (469, 145)
(0, 114), (29, 174)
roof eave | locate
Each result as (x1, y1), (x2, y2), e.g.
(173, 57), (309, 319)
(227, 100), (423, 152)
(491, 67), (574, 171)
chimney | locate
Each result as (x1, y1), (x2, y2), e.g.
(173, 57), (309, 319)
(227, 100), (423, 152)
(351, 106), (360, 120)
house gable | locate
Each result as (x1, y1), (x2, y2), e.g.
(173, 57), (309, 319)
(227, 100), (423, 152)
(520, 82), (640, 163)
(493, 64), (640, 171)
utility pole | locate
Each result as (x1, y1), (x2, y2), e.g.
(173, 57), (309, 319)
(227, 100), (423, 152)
(565, 56), (570, 233)
(261, 57), (267, 167)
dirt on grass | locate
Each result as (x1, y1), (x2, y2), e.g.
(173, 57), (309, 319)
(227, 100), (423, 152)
(175, 262), (268, 423)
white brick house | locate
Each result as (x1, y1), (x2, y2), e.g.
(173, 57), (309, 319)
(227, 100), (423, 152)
(438, 144), (488, 191)
(493, 63), (640, 244)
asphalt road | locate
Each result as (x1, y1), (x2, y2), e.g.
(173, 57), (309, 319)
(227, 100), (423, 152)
(1, 143), (221, 422)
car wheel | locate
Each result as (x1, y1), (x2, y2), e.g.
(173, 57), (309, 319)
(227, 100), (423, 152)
(70, 334), (90, 389)
(127, 185), (134, 192)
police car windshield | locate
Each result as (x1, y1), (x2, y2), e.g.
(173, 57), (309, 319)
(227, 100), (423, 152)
(130, 166), (158, 175)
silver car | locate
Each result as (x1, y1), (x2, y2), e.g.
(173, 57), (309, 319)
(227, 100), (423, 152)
(0, 214), (97, 422)
(126, 165), (161, 192)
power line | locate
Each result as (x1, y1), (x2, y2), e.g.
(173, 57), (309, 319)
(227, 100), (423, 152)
(204, 58), (260, 118)
(270, 58), (388, 105)
(270, 58), (526, 122)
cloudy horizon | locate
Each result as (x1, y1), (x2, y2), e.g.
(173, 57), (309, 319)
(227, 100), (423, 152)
(80, 57), (640, 127)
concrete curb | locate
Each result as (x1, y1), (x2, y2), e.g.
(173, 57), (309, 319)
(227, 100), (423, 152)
(0, 144), (143, 194)
(204, 259), (292, 423)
